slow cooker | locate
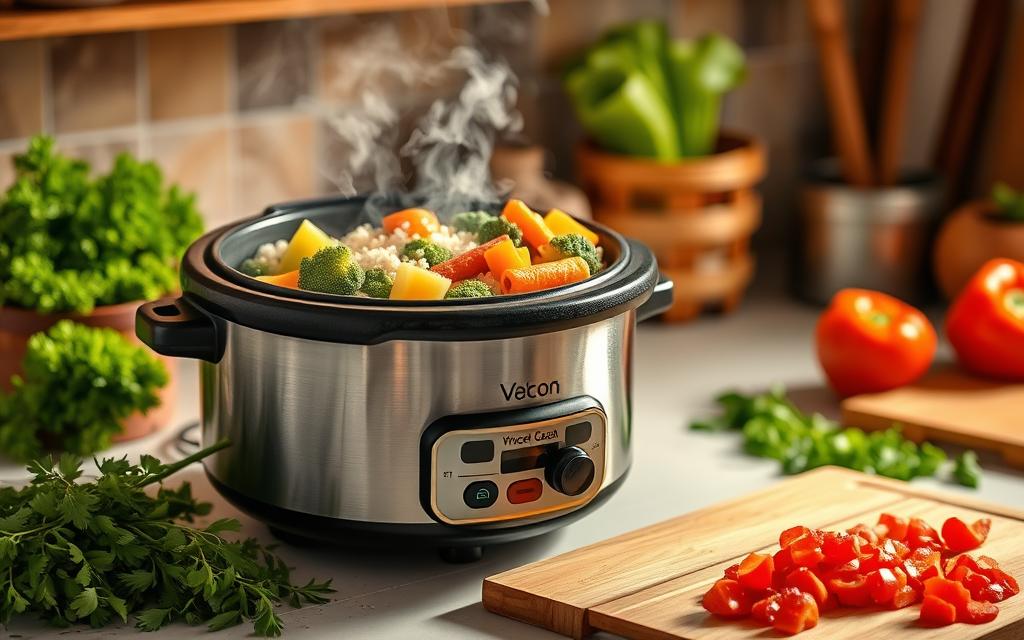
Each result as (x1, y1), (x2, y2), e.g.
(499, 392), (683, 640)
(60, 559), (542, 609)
(137, 195), (672, 561)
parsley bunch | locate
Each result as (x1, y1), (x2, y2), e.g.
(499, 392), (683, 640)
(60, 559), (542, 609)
(0, 440), (332, 635)
(0, 321), (168, 462)
(691, 387), (981, 487)
(0, 135), (203, 314)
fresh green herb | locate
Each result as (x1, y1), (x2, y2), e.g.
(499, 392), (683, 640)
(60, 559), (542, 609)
(691, 388), (978, 487)
(0, 321), (168, 462)
(0, 440), (332, 634)
(0, 136), (203, 314)
(954, 450), (982, 488)
(991, 182), (1024, 221)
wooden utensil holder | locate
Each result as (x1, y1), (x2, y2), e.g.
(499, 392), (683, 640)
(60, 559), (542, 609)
(576, 132), (766, 322)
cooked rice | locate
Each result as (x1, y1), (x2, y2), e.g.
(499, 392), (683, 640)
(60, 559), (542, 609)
(339, 222), (478, 280)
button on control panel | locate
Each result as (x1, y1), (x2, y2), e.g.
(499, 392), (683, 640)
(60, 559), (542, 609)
(428, 404), (606, 525)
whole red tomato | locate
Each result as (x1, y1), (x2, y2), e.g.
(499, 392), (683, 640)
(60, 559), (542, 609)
(816, 289), (937, 397)
(946, 258), (1024, 380)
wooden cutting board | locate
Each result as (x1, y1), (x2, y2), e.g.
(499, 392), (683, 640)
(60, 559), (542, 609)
(841, 367), (1024, 468)
(483, 467), (1024, 639)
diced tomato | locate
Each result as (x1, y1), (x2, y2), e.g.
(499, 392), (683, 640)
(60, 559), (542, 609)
(737, 552), (774, 592)
(786, 567), (829, 606)
(868, 568), (899, 605)
(847, 523), (879, 545)
(702, 578), (753, 618)
(963, 599), (999, 624)
(829, 574), (872, 607)
(789, 535), (825, 568)
(878, 513), (909, 541)
(893, 585), (919, 609)
(780, 525), (810, 548)
(752, 595), (781, 624)
(821, 531), (860, 564)
(920, 594), (957, 626)
(771, 588), (819, 635)
(941, 517), (992, 553)
(723, 563), (739, 581)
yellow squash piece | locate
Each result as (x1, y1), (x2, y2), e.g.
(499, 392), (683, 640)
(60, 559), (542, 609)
(390, 263), (452, 300)
(544, 209), (599, 245)
(278, 220), (337, 274)
(484, 238), (531, 279)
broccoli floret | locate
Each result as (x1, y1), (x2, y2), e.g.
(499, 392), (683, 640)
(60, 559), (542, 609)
(445, 280), (494, 299)
(238, 258), (266, 277)
(476, 217), (523, 246)
(451, 210), (497, 233)
(401, 238), (452, 267)
(298, 245), (365, 295)
(548, 233), (602, 274)
(360, 267), (393, 298)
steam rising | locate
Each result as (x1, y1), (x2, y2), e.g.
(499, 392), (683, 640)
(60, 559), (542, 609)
(322, 17), (523, 218)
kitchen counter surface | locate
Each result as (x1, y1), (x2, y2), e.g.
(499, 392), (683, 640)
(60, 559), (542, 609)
(5, 295), (1024, 639)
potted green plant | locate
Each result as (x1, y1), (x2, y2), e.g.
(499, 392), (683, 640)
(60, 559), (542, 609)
(564, 22), (764, 322)
(933, 183), (1024, 300)
(0, 135), (203, 441)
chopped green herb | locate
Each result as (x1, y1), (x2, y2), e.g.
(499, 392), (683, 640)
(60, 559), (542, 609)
(691, 388), (979, 487)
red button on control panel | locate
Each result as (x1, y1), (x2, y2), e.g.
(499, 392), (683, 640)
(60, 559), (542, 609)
(506, 478), (543, 504)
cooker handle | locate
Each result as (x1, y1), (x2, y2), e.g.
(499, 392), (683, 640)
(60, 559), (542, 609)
(136, 296), (224, 363)
(637, 273), (674, 322)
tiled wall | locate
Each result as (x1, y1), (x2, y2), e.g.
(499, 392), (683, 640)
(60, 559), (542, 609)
(0, 0), (967, 245)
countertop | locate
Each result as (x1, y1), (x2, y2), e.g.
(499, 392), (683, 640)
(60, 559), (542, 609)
(5, 295), (1024, 639)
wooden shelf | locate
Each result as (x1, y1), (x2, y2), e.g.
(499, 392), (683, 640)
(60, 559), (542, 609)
(0, 0), (510, 41)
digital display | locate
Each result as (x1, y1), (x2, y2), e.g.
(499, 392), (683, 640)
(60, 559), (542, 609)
(501, 443), (557, 474)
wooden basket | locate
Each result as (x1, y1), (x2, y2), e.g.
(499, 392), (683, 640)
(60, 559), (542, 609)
(577, 132), (766, 322)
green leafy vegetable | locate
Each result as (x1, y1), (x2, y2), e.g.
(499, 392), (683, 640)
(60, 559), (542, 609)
(691, 388), (978, 487)
(0, 136), (204, 314)
(0, 440), (332, 634)
(563, 22), (746, 159)
(954, 450), (982, 488)
(0, 321), (168, 462)
(991, 182), (1024, 221)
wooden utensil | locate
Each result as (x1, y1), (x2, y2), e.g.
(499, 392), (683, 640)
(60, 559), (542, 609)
(484, 466), (1024, 639)
(934, 0), (1011, 201)
(805, 0), (875, 187)
(876, 0), (924, 186)
(856, 0), (889, 141)
(841, 366), (1024, 467)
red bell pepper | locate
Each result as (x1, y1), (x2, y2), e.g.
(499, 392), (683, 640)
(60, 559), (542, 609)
(816, 288), (937, 397)
(946, 258), (1024, 380)
(771, 588), (819, 635)
(786, 567), (829, 606)
(737, 552), (774, 591)
(941, 517), (991, 553)
(920, 594), (957, 626)
(701, 578), (752, 618)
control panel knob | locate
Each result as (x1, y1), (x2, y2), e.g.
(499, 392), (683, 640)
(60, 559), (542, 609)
(545, 446), (595, 496)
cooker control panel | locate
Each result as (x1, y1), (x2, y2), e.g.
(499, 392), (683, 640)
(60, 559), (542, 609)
(421, 398), (607, 525)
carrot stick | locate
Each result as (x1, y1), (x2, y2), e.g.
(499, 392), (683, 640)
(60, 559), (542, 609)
(255, 270), (300, 289)
(431, 234), (509, 281)
(484, 238), (531, 280)
(502, 199), (554, 249)
(500, 257), (591, 294)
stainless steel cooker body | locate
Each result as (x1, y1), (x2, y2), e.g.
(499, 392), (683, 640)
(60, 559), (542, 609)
(137, 195), (671, 549)
(200, 313), (635, 526)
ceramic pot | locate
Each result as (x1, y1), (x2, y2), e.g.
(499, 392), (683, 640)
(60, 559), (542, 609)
(0, 300), (178, 442)
(934, 199), (1024, 299)
(575, 131), (766, 322)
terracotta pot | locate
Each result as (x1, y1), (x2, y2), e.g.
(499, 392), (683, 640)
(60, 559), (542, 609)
(933, 200), (1024, 299)
(0, 300), (177, 442)
(576, 131), (766, 322)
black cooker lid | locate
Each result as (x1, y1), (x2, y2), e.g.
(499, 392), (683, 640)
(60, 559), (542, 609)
(178, 195), (662, 344)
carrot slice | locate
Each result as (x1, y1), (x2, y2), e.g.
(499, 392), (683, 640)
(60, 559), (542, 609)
(500, 257), (590, 294)
(502, 199), (554, 249)
(255, 270), (300, 289)
(382, 208), (439, 237)
(431, 234), (508, 281)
